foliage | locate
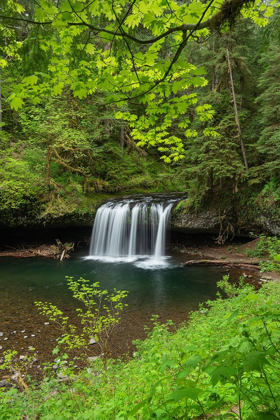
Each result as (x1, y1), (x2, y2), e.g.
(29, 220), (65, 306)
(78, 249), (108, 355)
(1, 279), (280, 419)
(0, 154), (43, 211)
(0, 0), (280, 224)
(0, 94), (183, 222)
(246, 235), (280, 272)
(1, 0), (276, 161)
(35, 277), (128, 366)
(0, 349), (36, 390)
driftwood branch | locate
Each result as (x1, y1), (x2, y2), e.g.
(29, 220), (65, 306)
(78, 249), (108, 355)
(54, 240), (74, 261)
(184, 259), (259, 269)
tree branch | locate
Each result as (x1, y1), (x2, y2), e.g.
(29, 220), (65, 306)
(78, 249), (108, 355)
(0, 0), (254, 45)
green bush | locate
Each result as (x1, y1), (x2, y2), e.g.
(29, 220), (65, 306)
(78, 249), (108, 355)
(246, 235), (280, 272)
(1, 279), (280, 419)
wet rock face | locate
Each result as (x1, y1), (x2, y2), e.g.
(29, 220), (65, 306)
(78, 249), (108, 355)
(171, 204), (280, 237)
(172, 210), (221, 234)
(261, 220), (280, 236)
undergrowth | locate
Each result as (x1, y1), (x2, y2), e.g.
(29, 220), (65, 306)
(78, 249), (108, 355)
(246, 235), (280, 272)
(0, 279), (280, 419)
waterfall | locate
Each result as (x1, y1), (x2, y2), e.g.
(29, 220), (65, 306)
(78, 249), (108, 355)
(154, 203), (173, 260)
(89, 196), (179, 261)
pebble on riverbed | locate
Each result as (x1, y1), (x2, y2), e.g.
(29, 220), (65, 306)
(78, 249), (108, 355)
(88, 356), (101, 362)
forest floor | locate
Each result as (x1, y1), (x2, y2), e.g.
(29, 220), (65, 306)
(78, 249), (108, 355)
(0, 244), (57, 258)
(171, 238), (280, 282)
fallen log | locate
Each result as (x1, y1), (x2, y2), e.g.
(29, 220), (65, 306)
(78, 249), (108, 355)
(183, 259), (259, 270)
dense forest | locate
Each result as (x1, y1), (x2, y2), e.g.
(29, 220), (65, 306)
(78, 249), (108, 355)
(0, 0), (279, 228)
(1, 1), (280, 419)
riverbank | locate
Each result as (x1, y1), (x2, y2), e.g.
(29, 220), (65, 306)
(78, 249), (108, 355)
(172, 238), (280, 282)
(1, 280), (279, 419)
(0, 249), (259, 385)
(2, 236), (280, 282)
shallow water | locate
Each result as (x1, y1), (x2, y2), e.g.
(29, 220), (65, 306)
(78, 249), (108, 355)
(0, 251), (222, 314)
(0, 251), (225, 374)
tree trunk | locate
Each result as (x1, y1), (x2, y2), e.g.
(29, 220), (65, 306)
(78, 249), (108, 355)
(212, 38), (216, 91)
(120, 120), (124, 149)
(226, 48), (248, 171)
(46, 146), (52, 192)
(0, 79), (2, 132)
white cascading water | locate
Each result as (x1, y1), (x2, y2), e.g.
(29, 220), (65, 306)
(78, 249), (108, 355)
(128, 205), (140, 257)
(153, 203), (173, 260)
(89, 198), (176, 261)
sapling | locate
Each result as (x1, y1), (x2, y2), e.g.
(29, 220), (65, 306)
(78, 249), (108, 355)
(35, 277), (128, 369)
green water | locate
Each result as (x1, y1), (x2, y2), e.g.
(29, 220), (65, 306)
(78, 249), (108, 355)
(0, 251), (225, 361)
(0, 252), (223, 312)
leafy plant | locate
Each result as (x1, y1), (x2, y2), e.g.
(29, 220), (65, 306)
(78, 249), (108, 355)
(245, 235), (280, 272)
(1, 280), (280, 419)
(35, 277), (128, 368)
(0, 349), (36, 390)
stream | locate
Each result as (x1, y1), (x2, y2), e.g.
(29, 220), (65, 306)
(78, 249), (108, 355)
(0, 250), (228, 377)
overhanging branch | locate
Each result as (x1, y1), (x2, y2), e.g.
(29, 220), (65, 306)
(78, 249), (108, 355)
(0, 0), (254, 45)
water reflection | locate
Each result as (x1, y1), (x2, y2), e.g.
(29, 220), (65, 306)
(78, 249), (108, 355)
(0, 254), (223, 363)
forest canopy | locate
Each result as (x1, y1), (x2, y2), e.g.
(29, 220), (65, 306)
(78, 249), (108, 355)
(0, 0), (279, 224)
(1, 0), (277, 159)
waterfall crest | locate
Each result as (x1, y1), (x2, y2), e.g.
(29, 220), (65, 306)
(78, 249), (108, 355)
(89, 196), (179, 261)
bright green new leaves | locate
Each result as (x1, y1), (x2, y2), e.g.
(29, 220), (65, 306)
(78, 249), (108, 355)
(4, 0), (263, 161)
(35, 277), (128, 365)
(0, 1), (23, 68)
(3, 0), (278, 162)
(9, 95), (24, 111)
(242, 0), (279, 26)
(115, 63), (215, 162)
(2, 279), (279, 419)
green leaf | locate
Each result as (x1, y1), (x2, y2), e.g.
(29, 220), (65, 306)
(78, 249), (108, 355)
(31, 97), (41, 105)
(243, 351), (269, 372)
(129, 397), (151, 415)
(211, 366), (236, 386)
(191, 77), (207, 86)
(86, 44), (96, 55)
(167, 387), (202, 402)
(35, 8), (47, 21)
(53, 83), (64, 95)
(23, 75), (38, 85)
(184, 354), (202, 368)
(10, 96), (24, 110)
(52, 19), (68, 29)
(192, 66), (206, 76)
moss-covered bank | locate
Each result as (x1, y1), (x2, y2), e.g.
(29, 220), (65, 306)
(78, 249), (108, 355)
(173, 186), (280, 238)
